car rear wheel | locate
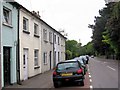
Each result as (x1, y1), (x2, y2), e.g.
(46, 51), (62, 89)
(54, 81), (61, 88)
(78, 81), (84, 86)
(81, 81), (84, 86)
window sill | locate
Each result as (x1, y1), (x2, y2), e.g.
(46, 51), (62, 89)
(23, 30), (30, 34)
(3, 22), (13, 28)
(50, 42), (53, 44)
(34, 34), (40, 38)
(44, 40), (48, 43)
(34, 66), (40, 69)
(44, 63), (47, 65)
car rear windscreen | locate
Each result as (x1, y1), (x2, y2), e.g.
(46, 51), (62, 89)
(57, 61), (79, 71)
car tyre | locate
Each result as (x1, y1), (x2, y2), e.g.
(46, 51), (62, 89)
(54, 82), (61, 88)
(81, 81), (84, 86)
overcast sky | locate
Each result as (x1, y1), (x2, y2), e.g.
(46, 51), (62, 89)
(15, 0), (105, 45)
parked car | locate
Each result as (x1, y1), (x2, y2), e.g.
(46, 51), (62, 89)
(85, 55), (89, 64)
(79, 56), (87, 64)
(91, 55), (94, 58)
(53, 60), (84, 88)
(74, 57), (87, 75)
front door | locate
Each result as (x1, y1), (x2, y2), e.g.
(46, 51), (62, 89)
(3, 47), (11, 86)
(23, 49), (28, 80)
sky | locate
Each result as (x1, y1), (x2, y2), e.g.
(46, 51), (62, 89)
(15, 0), (105, 46)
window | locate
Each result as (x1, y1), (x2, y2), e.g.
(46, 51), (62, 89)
(43, 29), (47, 41)
(43, 52), (47, 64)
(34, 23), (39, 35)
(3, 7), (12, 25)
(54, 35), (56, 44)
(34, 50), (39, 66)
(49, 32), (52, 43)
(58, 37), (60, 45)
(23, 17), (29, 31)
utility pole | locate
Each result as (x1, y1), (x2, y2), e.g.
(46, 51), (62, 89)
(0, 0), (3, 89)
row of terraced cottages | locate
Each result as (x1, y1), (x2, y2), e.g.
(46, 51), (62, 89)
(0, 1), (66, 88)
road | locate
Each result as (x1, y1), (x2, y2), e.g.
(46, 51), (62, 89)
(89, 57), (119, 89)
(4, 57), (119, 89)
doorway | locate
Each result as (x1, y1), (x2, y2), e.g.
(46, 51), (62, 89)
(3, 47), (11, 86)
(23, 48), (28, 80)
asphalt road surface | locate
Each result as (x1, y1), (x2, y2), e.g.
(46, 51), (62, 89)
(89, 57), (119, 89)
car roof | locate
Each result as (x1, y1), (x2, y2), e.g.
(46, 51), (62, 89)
(57, 59), (78, 64)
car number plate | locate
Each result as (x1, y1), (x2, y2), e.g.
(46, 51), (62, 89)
(61, 73), (72, 76)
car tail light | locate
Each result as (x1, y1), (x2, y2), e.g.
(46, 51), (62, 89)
(53, 71), (57, 76)
(77, 68), (82, 74)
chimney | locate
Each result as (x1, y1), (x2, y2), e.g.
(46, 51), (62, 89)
(31, 11), (41, 18)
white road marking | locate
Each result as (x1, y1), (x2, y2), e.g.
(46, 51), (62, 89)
(104, 62), (107, 64)
(90, 85), (93, 89)
(88, 65), (93, 89)
(90, 79), (92, 82)
(107, 66), (116, 71)
(89, 75), (91, 78)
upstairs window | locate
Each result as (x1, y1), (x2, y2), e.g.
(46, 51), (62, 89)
(58, 37), (60, 45)
(34, 23), (39, 36)
(43, 29), (47, 41)
(49, 32), (52, 43)
(23, 17), (29, 31)
(3, 7), (12, 25)
(54, 35), (56, 44)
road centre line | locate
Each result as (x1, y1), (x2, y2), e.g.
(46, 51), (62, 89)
(107, 66), (116, 71)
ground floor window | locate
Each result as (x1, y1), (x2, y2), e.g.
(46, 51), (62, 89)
(43, 52), (47, 64)
(34, 49), (39, 66)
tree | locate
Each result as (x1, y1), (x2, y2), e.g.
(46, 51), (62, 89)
(65, 40), (94, 59)
(88, 3), (115, 58)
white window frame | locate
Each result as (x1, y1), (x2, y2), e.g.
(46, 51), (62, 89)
(43, 29), (47, 41)
(49, 32), (52, 43)
(23, 17), (29, 31)
(54, 35), (56, 44)
(34, 49), (39, 66)
(3, 7), (12, 25)
(34, 23), (39, 36)
(58, 37), (60, 45)
(43, 52), (47, 65)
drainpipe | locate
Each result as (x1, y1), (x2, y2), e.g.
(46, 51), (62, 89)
(16, 6), (21, 85)
(0, 0), (3, 89)
(53, 32), (55, 68)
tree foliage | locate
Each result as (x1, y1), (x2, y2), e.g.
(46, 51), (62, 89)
(89, 2), (120, 60)
(65, 40), (94, 59)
